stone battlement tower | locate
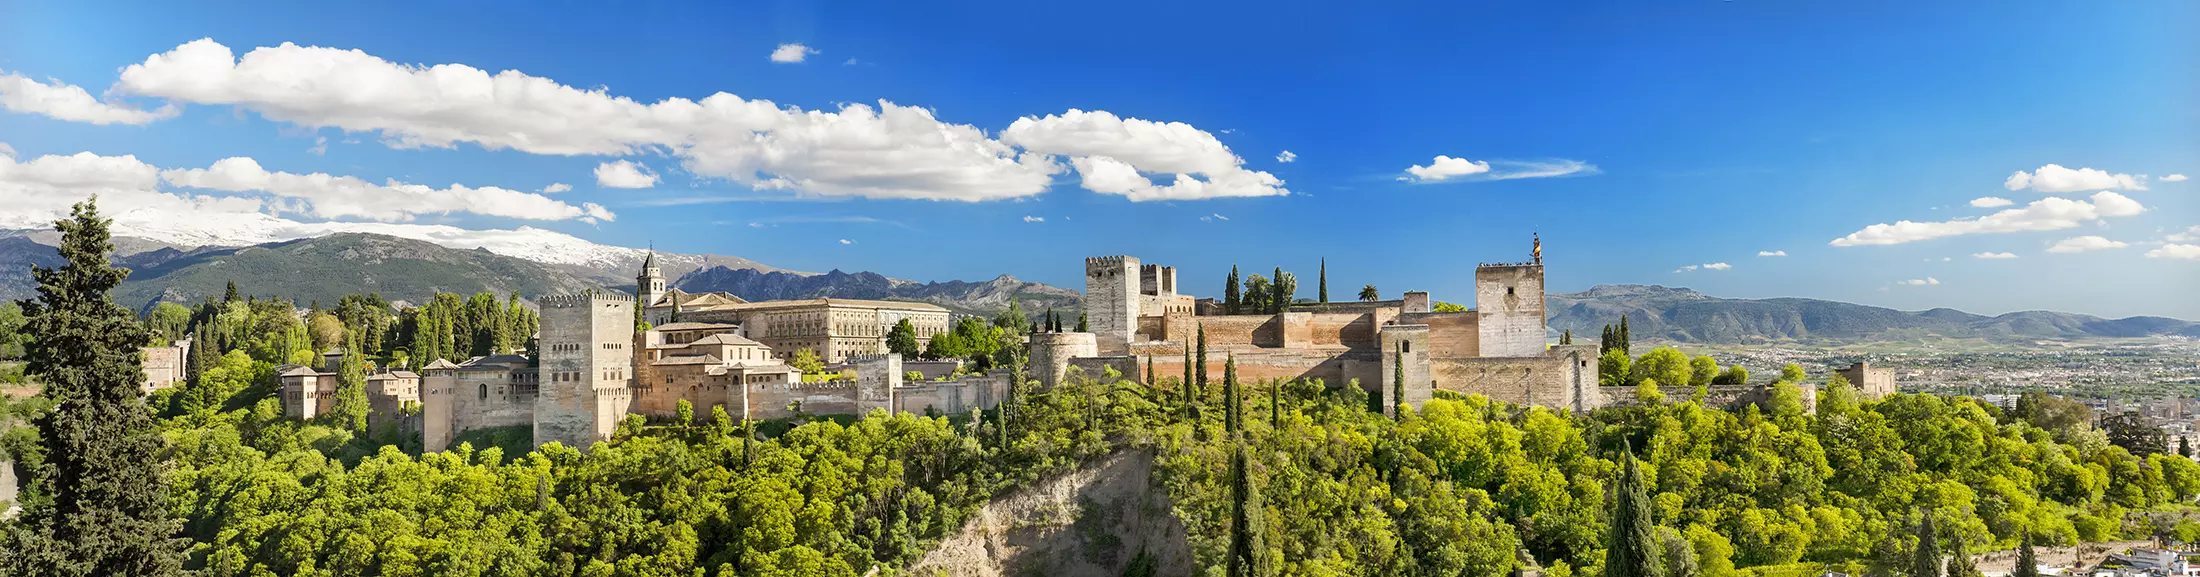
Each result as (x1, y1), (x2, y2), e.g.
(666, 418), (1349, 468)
(1085, 255), (1140, 355)
(1474, 241), (1549, 358)
(535, 292), (635, 451)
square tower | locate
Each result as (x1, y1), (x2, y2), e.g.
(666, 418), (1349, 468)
(1085, 255), (1141, 355)
(852, 353), (902, 415)
(535, 292), (636, 451)
(1475, 263), (1547, 358)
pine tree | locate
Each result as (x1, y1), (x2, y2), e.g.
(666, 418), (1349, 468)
(1944, 538), (1982, 577)
(1911, 512), (1942, 577)
(1225, 439), (1266, 577)
(1605, 442), (1660, 577)
(1224, 266), (1242, 314)
(1, 198), (187, 576)
(223, 280), (240, 304)
(2012, 533), (2039, 577)
(1318, 258), (1328, 304)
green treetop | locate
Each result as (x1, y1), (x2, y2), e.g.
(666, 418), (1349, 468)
(1604, 443), (1661, 577)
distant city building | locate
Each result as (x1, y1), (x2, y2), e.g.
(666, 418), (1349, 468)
(141, 338), (190, 394)
(635, 252), (952, 365)
(1836, 362), (1898, 400)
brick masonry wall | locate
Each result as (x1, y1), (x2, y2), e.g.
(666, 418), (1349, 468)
(741, 381), (861, 421)
(1474, 265), (1546, 358)
(1403, 312), (1479, 357)
(1085, 256), (1140, 355)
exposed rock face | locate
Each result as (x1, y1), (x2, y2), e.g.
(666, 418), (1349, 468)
(1546, 284), (2200, 343)
(910, 449), (1192, 577)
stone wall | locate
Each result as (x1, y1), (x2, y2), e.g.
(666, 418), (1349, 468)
(535, 292), (634, 451)
(853, 354), (901, 415)
(1085, 256), (1140, 355)
(1147, 348), (1380, 389)
(1836, 362), (1897, 400)
(1066, 356), (1142, 385)
(141, 340), (188, 394)
(742, 381), (861, 421)
(1402, 312), (1478, 357)
(1379, 324), (1433, 417)
(1474, 264), (1546, 358)
(1029, 332), (1097, 390)
(896, 371), (1006, 417)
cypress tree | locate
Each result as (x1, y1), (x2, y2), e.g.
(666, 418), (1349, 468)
(1911, 512), (1942, 577)
(1318, 257), (1328, 304)
(1619, 315), (1632, 355)
(1225, 439), (1266, 577)
(1562, 329), (1573, 345)
(1601, 325), (1613, 353)
(1196, 325), (1209, 394)
(1605, 442), (1660, 577)
(1, 198), (187, 576)
(1224, 355), (1240, 434)
(1944, 538), (1981, 577)
(2012, 533), (2039, 577)
(1224, 266), (1242, 314)
(1269, 379), (1281, 429)
(1182, 345), (1194, 415)
(326, 332), (371, 432)
(1076, 311), (1088, 333)
(1392, 346), (1406, 420)
(1271, 266), (1286, 313)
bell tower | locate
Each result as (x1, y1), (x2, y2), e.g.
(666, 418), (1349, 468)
(637, 249), (666, 308)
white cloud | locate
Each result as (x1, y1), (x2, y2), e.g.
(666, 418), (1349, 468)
(1022, 215), (1044, 223)
(542, 182), (571, 193)
(1757, 250), (1786, 257)
(593, 160), (658, 189)
(1702, 262), (1731, 270)
(0, 72), (177, 125)
(2162, 174), (2188, 182)
(2045, 235), (2128, 253)
(2168, 226), (2200, 243)
(838, 238), (853, 245)
(111, 39), (1060, 202)
(1399, 156), (1490, 182)
(0, 142), (13, 159)
(1973, 252), (2018, 259)
(2003, 164), (2146, 193)
(1969, 197), (2013, 208)
(770, 43), (819, 63)
(1200, 213), (1229, 222)
(1897, 278), (1942, 286)
(2146, 244), (2200, 260)
(1674, 265), (1698, 273)
(842, 58), (859, 66)
(1829, 191), (2145, 246)
(1002, 109), (1286, 201)
(1276, 150), (1296, 163)
(163, 156), (613, 223)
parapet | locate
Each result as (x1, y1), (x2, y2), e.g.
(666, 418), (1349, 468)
(539, 291), (635, 307)
(1085, 255), (1136, 273)
(1476, 262), (1544, 271)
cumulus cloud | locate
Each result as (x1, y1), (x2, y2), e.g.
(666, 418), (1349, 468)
(1897, 278), (1942, 286)
(163, 156), (613, 223)
(2147, 244), (2200, 260)
(0, 72), (177, 125)
(1399, 156), (1490, 182)
(2163, 174), (2188, 182)
(1829, 191), (2145, 246)
(838, 238), (853, 245)
(1275, 150), (1296, 163)
(1757, 250), (1786, 257)
(2168, 226), (2200, 243)
(1002, 109), (1286, 201)
(110, 39), (1061, 202)
(2004, 164), (2147, 193)
(2045, 235), (2128, 253)
(1969, 197), (2013, 208)
(1674, 262), (1730, 273)
(1972, 252), (2018, 259)
(1022, 215), (1044, 223)
(770, 43), (819, 63)
(542, 182), (571, 193)
(594, 160), (658, 189)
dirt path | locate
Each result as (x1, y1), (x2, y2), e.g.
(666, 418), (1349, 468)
(909, 449), (1194, 577)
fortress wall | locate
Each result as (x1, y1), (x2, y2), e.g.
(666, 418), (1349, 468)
(632, 370), (735, 420)
(1433, 356), (1575, 410)
(742, 381), (862, 421)
(1065, 357), (1142, 384)
(1306, 313), (1377, 348)
(1403, 312), (1479, 357)
(1148, 349), (1379, 388)
(1189, 315), (1276, 348)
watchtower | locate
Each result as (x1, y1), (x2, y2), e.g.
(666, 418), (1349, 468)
(1084, 255), (1140, 355)
(534, 292), (635, 451)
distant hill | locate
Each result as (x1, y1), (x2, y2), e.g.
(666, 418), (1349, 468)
(674, 266), (1081, 317)
(1547, 284), (2200, 343)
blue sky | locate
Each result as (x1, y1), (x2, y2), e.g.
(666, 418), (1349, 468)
(1, 0), (2194, 318)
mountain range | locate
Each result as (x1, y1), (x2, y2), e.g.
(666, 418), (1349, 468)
(1545, 284), (2200, 343)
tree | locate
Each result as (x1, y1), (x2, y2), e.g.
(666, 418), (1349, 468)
(0, 302), (26, 359)
(1660, 528), (1700, 577)
(1631, 348), (1692, 394)
(886, 319), (921, 358)
(2102, 411), (2169, 456)
(1606, 443), (1661, 577)
(307, 312), (346, 352)
(223, 280), (240, 304)
(1911, 513), (1942, 577)
(1196, 325), (1209, 395)
(1242, 274), (1272, 315)
(1225, 438), (1266, 577)
(1182, 345), (1195, 418)
(1779, 363), (1806, 384)
(1560, 329), (1572, 346)
(1225, 266), (1242, 314)
(1225, 355), (1241, 433)
(2012, 534), (2039, 577)
(2183, 437), (2193, 458)
(1358, 284), (1379, 302)
(1689, 356), (1720, 389)
(1318, 258), (1328, 304)
(1271, 268), (1297, 313)
(994, 300), (1029, 334)
(1391, 346), (1406, 420)
(1, 198), (187, 576)
(1076, 311), (1088, 333)
(791, 349), (825, 375)
(324, 332), (370, 432)
(1599, 347), (1632, 387)
(1619, 315), (1632, 354)
(141, 303), (191, 346)
(1943, 536), (1980, 577)
(1715, 365), (1749, 388)
(634, 289), (651, 332)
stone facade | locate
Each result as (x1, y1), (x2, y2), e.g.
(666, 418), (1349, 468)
(1082, 242), (1602, 414)
(645, 292), (950, 365)
(141, 339), (190, 394)
(1029, 332), (1098, 389)
(852, 354), (900, 415)
(534, 292), (635, 451)
(1836, 362), (1897, 400)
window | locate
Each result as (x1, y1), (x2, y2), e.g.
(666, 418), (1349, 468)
(1507, 287), (1515, 296)
(478, 384), (488, 400)
(1401, 341), (1411, 353)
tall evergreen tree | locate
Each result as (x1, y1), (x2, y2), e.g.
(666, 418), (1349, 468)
(1605, 443), (1660, 577)
(1224, 355), (1240, 434)
(1224, 266), (1242, 314)
(2012, 533), (2039, 577)
(1944, 537), (1981, 577)
(1392, 346), (1406, 420)
(1196, 326), (1210, 395)
(1619, 315), (1632, 355)
(1269, 379), (1281, 429)
(325, 332), (370, 432)
(1561, 329), (1573, 345)
(1145, 355), (1155, 387)
(1076, 311), (1088, 333)
(1318, 258), (1328, 304)
(223, 280), (240, 304)
(1, 198), (187, 576)
(1225, 439), (1266, 577)
(1911, 512), (1942, 577)
(1271, 267), (1288, 313)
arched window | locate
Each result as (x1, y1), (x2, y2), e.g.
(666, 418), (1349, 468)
(1401, 340), (1411, 354)
(479, 384), (488, 400)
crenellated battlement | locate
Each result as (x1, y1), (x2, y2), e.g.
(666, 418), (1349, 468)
(539, 291), (634, 307)
(1085, 255), (1134, 272)
(1475, 262), (1543, 270)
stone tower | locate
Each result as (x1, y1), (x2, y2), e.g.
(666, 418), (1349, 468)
(637, 250), (666, 308)
(1475, 262), (1547, 358)
(534, 292), (635, 451)
(1084, 255), (1140, 355)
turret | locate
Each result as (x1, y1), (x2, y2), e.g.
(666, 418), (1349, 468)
(637, 249), (666, 308)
